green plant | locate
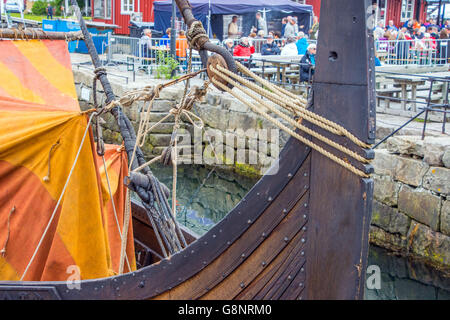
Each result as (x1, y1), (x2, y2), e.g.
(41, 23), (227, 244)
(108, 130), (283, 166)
(31, 0), (48, 15)
(31, 0), (85, 16)
(155, 51), (180, 80)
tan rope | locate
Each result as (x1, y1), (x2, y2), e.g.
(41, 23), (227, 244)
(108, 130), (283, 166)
(210, 66), (370, 165)
(102, 155), (131, 273)
(225, 63), (371, 149)
(118, 188), (131, 274)
(132, 155), (162, 173)
(1, 206), (15, 257)
(43, 140), (61, 182)
(210, 76), (369, 178)
(236, 61), (306, 103)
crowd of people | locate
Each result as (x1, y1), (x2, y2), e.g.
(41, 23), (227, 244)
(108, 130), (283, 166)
(223, 13), (320, 81)
(373, 18), (450, 65)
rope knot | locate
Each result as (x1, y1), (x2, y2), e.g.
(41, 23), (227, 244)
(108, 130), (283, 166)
(186, 21), (208, 51)
(94, 67), (107, 80)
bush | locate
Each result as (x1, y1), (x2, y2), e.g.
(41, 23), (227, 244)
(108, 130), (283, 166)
(31, 0), (85, 16)
(31, 0), (48, 16)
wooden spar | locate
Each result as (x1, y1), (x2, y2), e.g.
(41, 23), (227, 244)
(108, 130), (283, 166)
(0, 29), (83, 41)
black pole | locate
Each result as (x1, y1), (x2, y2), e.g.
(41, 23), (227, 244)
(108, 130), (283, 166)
(170, 0), (177, 58)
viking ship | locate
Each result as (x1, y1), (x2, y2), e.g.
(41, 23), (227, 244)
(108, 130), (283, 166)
(0, 0), (375, 300)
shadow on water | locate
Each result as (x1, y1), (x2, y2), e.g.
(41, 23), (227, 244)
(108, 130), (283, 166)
(148, 163), (450, 300)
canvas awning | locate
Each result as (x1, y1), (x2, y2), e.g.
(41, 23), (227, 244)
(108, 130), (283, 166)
(153, 0), (313, 41)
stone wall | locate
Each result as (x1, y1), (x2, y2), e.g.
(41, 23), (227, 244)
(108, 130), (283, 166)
(372, 136), (450, 271)
(73, 67), (450, 271)
(74, 68), (289, 178)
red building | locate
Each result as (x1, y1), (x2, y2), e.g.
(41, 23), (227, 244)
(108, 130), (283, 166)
(91, 0), (156, 35)
(305, 0), (429, 27)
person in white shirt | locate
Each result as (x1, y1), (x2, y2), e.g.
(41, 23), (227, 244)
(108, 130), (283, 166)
(281, 37), (299, 56)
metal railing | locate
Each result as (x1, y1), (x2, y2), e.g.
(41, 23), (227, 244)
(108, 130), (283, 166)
(107, 35), (220, 74)
(375, 39), (450, 66)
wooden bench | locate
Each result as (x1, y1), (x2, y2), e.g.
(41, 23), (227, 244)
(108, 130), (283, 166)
(250, 67), (278, 80)
(376, 87), (402, 108)
(416, 93), (443, 104)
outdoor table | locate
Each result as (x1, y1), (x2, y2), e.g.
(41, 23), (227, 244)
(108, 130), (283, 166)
(257, 57), (302, 87)
(384, 74), (426, 111)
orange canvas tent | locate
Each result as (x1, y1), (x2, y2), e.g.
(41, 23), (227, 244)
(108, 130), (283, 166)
(0, 39), (136, 281)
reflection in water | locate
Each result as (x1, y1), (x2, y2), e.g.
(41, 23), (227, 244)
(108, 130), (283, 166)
(365, 246), (450, 300)
(150, 163), (450, 300)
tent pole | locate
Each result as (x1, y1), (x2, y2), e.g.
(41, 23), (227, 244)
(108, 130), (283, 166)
(170, 0), (176, 57)
(206, 0), (211, 37)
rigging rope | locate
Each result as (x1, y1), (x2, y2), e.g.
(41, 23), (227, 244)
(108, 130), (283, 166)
(207, 64), (372, 178)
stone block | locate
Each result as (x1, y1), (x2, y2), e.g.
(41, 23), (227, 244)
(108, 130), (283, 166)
(228, 112), (258, 131)
(423, 167), (450, 195)
(158, 87), (183, 101)
(386, 136), (424, 157)
(152, 100), (175, 112)
(398, 186), (441, 231)
(371, 201), (411, 235)
(369, 225), (408, 253)
(443, 148), (450, 168)
(407, 221), (450, 268)
(441, 201), (450, 236)
(196, 105), (230, 131)
(395, 156), (428, 187)
(373, 175), (401, 206)
(372, 149), (398, 176)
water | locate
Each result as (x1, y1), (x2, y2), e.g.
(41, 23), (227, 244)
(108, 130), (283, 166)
(148, 163), (450, 300)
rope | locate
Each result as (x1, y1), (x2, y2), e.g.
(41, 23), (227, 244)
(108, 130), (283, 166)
(102, 155), (131, 273)
(230, 63), (371, 149)
(186, 21), (208, 51)
(43, 140), (60, 182)
(20, 112), (97, 281)
(1, 206), (15, 257)
(118, 188), (131, 274)
(209, 73), (370, 178)
(210, 66), (369, 165)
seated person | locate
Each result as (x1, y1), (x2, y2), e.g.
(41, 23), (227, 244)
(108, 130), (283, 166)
(281, 36), (299, 56)
(224, 38), (235, 56)
(161, 28), (171, 47)
(296, 32), (308, 55)
(140, 29), (152, 58)
(233, 37), (255, 57)
(261, 35), (280, 56)
(300, 43), (316, 82)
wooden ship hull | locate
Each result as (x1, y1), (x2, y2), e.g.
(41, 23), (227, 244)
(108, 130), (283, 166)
(0, 0), (375, 300)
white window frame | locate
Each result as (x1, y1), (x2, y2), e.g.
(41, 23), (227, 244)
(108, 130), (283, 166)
(121, 0), (135, 15)
(93, 0), (112, 19)
(400, 0), (415, 22)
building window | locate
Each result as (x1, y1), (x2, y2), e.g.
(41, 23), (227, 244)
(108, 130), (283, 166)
(400, 0), (415, 22)
(121, 0), (135, 14)
(93, 0), (111, 19)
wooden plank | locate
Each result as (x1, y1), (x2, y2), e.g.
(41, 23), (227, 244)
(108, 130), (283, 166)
(154, 156), (311, 300)
(199, 197), (309, 300)
(304, 0), (375, 300)
(235, 229), (307, 300)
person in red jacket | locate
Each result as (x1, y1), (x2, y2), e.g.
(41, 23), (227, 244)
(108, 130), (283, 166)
(233, 37), (255, 57)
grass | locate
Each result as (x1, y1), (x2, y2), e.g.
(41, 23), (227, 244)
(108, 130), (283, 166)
(9, 13), (92, 22)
